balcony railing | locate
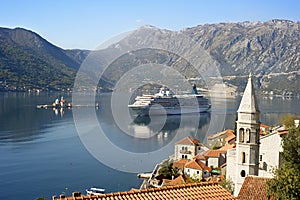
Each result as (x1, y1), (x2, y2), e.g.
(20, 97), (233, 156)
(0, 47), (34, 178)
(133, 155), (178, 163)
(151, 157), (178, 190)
(180, 150), (192, 154)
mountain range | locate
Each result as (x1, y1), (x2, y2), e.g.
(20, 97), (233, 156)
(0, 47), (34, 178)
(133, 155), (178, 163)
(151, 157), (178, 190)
(0, 19), (299, 95)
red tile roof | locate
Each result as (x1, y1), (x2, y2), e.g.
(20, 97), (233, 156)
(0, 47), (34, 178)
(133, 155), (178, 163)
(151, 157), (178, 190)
(219, 143), (235, 151)
(61, 182), (235, 200)
(225, 131), (236, 142)
(162, 175), (186, 186)
(260, 124), (270, 129)
(204, 150), (227, 158)
(193, 154), (207, 160)
(185, 159), (211, 171)
(237, 176), (274, 200)
(176, 136), (200, 145)
(173, 159), (188, 170)
(278, 129), (288, 135)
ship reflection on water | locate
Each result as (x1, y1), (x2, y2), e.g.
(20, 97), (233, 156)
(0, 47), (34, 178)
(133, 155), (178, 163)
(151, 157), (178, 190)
(128, 112), (211, 146)
(96, 93), (212, 153)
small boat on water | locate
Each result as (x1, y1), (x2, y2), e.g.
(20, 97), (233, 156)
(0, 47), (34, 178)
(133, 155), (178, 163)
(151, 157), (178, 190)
(86, 187), (105, 195)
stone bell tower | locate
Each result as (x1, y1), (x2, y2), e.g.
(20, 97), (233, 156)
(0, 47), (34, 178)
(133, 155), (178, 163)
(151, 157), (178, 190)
(234, 73), (260, 196)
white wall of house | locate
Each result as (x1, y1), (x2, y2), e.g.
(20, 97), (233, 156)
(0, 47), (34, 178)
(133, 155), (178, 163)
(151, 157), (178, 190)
(207, 157), (219, 168)
(258, 132), (283, 178)
(226, 148), (236, 183)
(175, 144), (196, 161)
(196, 145), (209, 155)
(184, 167), (203, 180)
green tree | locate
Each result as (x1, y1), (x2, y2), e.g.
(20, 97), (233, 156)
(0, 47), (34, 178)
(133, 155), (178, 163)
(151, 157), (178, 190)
(220, 178), (234, 194)
(280, 114), (299, 128)
(267, 127), (300, 199)
(158, 162), (180, 180)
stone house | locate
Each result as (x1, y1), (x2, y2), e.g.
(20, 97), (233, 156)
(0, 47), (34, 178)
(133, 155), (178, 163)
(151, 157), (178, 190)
(204, 150), (227, 168)
(174, 136), (209, 161)
(258, 127), (287, 177)
(206, 129), (234, 149)
(184, 159), (211, 180)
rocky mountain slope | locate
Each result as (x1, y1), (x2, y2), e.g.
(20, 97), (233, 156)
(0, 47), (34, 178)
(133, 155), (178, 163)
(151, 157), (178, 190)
(0, 27), (89, 91)
(0, 20), (299, 94)
(100, 19), (299, 95)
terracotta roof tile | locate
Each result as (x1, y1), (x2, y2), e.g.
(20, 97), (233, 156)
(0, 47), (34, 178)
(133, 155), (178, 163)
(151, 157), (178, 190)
(204, 150), (226, 158)
(185, 159), (211, 171)
(193, 154), (207, 160)
(225, 132), (236, 142)
(175, 136), (200, 145)
(219, 143), (235, 151)
(163, 175), (186, 186)
(62, 182), (235, 200)
(173, 159), (188, 170)
(260, 124), (270, 128)
(278, 129), (288, 135)
(237, 176), (274, 200)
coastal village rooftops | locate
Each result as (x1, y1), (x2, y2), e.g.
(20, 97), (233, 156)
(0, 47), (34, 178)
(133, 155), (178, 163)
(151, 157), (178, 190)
(237, 176), (274, 200)
(58, 182), (235, 200)
(208, 129), (234, 139)
(260, 124), (270, 129)
(193, 154), (207, 160)
(185, 159), (212, 171)
(204, 150), (227, 158)
(219, 143), (235, 151)
(225, 131), (236, 142)
(176, 136), (201, 145)
(173, 159), (188, 170)
(162, 175), (186, 186)
(278, 129), (289, 135)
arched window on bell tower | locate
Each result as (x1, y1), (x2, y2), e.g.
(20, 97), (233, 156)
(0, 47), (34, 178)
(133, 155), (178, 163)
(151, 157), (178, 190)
(239, 128), (244, 142)
(246, 128), (251, 143)
(242, 152), (246, 163)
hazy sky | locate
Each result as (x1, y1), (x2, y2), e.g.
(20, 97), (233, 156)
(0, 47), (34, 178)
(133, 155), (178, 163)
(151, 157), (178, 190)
(1, 0), (299, 50)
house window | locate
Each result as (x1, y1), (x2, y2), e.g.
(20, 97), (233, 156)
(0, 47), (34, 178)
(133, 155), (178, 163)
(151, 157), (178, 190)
(185, 155), (187, 159)
(197, 171), (199, 174)
(182, 146), (185, 150)
(242, 152), (246, 163)
(182, 155), (184, 159)
(259, 155), (262, 161)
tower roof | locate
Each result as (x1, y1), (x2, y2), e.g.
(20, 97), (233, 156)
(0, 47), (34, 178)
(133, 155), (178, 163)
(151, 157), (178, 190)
(238, 73), (259, 113)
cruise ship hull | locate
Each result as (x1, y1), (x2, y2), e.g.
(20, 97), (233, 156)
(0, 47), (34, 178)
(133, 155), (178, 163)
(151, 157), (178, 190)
(128, 86), (211, 116)
(129, 104), (211, 116)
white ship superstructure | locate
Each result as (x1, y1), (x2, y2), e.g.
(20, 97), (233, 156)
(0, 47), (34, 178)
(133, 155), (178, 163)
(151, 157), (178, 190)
(128, 85), (211, 116)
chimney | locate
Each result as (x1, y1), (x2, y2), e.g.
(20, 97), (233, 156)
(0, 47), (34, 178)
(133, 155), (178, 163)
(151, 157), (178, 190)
(294, 119), (299, 128)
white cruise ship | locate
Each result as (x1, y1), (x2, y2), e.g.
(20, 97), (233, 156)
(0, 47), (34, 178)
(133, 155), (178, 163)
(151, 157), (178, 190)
(128, 85), (211, 116)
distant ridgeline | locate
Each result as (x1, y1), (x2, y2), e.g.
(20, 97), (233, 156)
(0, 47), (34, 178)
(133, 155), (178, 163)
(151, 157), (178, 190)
(0, 19), (299, 94)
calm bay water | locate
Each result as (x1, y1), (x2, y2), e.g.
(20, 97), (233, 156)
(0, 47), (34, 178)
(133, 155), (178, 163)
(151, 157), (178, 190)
(0, 92), (299, 200)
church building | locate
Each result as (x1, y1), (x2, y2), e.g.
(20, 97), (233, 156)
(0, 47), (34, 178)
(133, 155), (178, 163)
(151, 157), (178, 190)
(226, 73), (260, 196)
